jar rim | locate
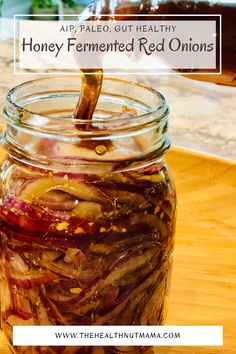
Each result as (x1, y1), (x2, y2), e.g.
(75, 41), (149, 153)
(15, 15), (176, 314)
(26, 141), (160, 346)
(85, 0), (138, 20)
(5, 76), (168, 136)
(3, 76), (170, 170)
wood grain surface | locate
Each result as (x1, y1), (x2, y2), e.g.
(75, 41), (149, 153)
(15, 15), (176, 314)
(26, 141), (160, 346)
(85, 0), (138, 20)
(0, 146), (235, 354)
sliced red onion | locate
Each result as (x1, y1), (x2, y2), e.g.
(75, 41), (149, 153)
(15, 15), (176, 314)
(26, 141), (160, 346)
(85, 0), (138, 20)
(10, 270), (58, 289)
(102, 284), (119, 306)
(38, 190), (78, 211)
(36, 303), (53, 325)
(19, 177), (111, 204)
(63, 248), (86, 265)
(40, 286), (67, 325)
(10, 253), (29, 273)
(3, 313), (35, 326)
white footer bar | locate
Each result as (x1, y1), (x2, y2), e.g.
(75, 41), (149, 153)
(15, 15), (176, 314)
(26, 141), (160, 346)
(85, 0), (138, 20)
(13, 325), (223, 346)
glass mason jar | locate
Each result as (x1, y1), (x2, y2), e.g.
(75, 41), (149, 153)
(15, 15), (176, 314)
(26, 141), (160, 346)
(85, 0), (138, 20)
(0, 77), (176, 354)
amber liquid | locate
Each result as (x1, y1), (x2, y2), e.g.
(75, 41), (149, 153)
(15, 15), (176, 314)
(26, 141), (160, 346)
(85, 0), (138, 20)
(74, 69), (103, 126)
(75, 1), (236, 123)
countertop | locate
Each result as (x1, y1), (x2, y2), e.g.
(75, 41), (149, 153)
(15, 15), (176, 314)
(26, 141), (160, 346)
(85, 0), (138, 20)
(0, 38), (236, 160)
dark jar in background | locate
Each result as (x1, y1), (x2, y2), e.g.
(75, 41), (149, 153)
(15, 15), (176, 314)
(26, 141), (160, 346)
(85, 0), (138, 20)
(0, 77), (176, 354)
(92, 0), (236, 86)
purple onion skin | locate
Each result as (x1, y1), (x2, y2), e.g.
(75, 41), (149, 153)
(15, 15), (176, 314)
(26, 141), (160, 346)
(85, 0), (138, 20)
(0, 161), (176, 354)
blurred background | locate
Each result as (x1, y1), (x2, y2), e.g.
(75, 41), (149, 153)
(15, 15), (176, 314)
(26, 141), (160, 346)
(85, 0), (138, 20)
(0, 0), (91, 19)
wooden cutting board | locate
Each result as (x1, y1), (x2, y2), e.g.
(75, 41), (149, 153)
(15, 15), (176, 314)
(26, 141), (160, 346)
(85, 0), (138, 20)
(0, 146), (236, 354)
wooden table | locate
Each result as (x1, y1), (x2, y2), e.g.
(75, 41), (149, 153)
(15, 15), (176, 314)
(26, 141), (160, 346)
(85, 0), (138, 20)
(0, 147), (236, 353)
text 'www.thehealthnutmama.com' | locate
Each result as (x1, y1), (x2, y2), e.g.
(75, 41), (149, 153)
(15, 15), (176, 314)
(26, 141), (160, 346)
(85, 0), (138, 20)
(13, 326), (223, 346)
